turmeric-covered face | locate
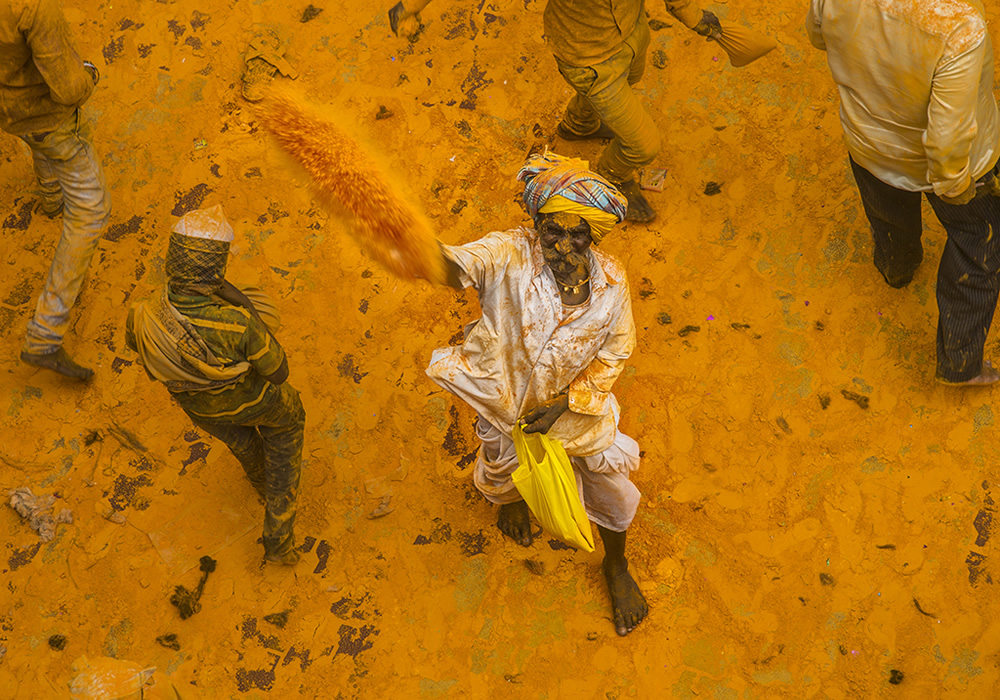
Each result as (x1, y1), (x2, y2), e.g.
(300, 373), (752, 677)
(536, 212), (591, 278)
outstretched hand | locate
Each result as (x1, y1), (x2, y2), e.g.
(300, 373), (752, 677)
(520, 393), (570, 434)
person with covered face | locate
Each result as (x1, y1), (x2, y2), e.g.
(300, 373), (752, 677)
(427, 151), (647, 635)
(124, 205), (304, 566)
(2, 0), (112, 379)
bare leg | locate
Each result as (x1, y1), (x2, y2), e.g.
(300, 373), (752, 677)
(497, 500), (533, 546)
(598, 525), (648, 636)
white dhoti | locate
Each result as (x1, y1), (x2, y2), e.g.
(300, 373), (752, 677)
(472, 414), (641, 533)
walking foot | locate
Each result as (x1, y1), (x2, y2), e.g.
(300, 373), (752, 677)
(603, 557), (648, 636)
(498, 501), (533, 546)
(20, 347), (94, 380)
(264, 549), (300, 566)
(617, 179), (656, 223)
(937, 360), (1000, 387)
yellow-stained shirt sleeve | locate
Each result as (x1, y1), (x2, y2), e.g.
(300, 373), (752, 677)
(23, 0), (94, 107)
(805, 0), (826, 51)
(441, 230), (518, 292)
(242, 314), (286, 379)
(663, 0), (702, 29)
(567, 279), (636, 417)
(925, 38), (987, 197)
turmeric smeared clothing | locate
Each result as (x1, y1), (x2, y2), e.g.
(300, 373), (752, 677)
(126, 206), (304, 564)
(431, 154), (648, 636)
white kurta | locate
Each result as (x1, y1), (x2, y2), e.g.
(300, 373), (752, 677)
(426, 227), (636, 457)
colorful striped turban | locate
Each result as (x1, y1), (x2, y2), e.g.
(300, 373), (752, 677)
(517, 151), (627, 244)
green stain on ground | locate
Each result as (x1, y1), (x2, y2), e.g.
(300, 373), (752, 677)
(419, 679), (457, 698)
(454, 558), (488, 612)
(681, 636), (725, 676)
(861, 456), (886, 474)
(683, 539), (717, 567)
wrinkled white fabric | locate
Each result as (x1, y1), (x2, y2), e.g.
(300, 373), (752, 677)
(806, 0), (999, 196)
(426, 227), (636, 456)
(474, 415), (641, 532)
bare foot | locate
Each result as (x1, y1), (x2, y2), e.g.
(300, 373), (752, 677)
(937, 360), (1000, 387)
(616, 179), (656, 223)
(264, 549), (300, 566)
(603, 557), (648, 636)
(20, 347), (94, 380)
(497, 501), (533, 546)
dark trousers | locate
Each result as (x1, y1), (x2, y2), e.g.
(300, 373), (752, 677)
(850, 157), (1000, 382)
(185, 383), (305, 557)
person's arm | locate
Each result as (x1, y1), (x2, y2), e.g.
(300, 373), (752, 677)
(663, 0), (720, 39)
(23, 0), (95, 107)
(261, 356), (289, 385)
(805, 0), (827, 51)
(217, 280), (265, 324)
(241, 313), (289, 385)
(925, 29), (989, 200)
(435, 243), (464, 289)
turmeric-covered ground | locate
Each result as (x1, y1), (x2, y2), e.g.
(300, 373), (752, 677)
(1, 1), (998, 697)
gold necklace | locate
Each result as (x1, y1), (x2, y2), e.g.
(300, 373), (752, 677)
(556, 276), (590, 295)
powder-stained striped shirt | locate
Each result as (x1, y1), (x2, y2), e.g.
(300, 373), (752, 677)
(167, 292), (286, 423)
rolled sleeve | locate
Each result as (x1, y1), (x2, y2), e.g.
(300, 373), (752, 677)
(664, 0), (702, 29)
(441, 230), (518, 292)
(805, 0), (826, 51)
(924, 38), (987, 197)
(567, 285), (636, 417)
(242, 315), (286, 378)
(24, 0), (94, 107)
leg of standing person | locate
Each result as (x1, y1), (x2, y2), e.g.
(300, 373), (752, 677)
(185, 415), (269, 498)
(926, 169), (1000, 385)
(28, 145), (65, 218)
(472, 416), (535, 546)
(19, 109), (112, 379)
(848, 157), (924, 288)
(555, 19), (660, 223)
(256, 384), (306, 564)
(571, 431), (645, 636)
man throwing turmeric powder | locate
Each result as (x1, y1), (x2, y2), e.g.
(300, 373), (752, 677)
(427, 152), (647, 635)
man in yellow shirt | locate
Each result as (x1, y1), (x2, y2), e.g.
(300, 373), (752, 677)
(1, 0), (112, 379)
(390, 0), (720, 223)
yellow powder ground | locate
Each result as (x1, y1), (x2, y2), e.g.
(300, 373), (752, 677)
(0, 1), (998, 698)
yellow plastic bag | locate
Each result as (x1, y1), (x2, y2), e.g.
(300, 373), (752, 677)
(511, 423), (595, 552)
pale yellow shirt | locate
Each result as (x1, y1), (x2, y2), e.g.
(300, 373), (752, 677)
(806, 0), (999, 196)
(426, 228), (636, 456)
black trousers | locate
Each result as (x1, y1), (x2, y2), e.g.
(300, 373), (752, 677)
(850, 157), (1000, 382)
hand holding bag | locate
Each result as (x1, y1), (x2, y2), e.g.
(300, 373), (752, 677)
(511, 423), (595, 552)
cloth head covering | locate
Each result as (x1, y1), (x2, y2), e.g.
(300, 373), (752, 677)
(165, 205), (234, 296)
(517, 151), (627, 244)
